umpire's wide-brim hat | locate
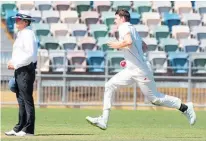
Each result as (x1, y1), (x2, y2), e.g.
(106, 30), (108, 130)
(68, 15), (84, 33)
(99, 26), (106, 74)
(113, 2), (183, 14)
(10, 10), (35, 22)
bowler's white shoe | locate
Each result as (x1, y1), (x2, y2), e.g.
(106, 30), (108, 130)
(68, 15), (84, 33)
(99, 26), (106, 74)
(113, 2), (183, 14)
(183, 102), (196, 125)
(86, 116), (107, 130)
(15, 131), (34, 136)
(5, 130), (16, 136)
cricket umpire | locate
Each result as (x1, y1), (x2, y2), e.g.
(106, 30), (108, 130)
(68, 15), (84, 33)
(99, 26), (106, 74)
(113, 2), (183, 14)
(5, 11), (38, 136)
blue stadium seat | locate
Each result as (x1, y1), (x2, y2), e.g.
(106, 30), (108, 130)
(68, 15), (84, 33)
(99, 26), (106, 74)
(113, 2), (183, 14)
(130, 12), (140, 25)
(163, 13), (180, 32)
(168, 52), (189, 74)
(1, 1), (16, 19)
(5, 10), (17, 33)
(86, 51), (105, 72)
(191, 1), (195, 9)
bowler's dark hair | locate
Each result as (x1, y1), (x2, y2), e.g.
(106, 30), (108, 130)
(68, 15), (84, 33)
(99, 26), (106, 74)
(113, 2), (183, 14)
(115, 9), (130, 22)
(23, 20), (31, 26)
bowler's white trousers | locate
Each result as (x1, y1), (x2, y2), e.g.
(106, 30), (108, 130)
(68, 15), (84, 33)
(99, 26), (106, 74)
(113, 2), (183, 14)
(103, 66), (181, 110)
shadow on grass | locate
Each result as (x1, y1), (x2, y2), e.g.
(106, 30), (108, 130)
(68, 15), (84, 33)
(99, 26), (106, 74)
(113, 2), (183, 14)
(36, 133), (94, 136)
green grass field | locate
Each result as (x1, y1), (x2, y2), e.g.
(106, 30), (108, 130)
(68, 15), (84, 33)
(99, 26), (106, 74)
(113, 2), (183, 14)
(1, 108), (206, 141)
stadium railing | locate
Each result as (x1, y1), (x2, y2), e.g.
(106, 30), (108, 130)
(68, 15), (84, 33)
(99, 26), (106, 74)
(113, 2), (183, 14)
(1, 50), (206, 109)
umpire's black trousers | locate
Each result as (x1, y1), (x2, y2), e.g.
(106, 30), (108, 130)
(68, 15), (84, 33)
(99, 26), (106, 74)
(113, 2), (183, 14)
(13, 63), (35, 134)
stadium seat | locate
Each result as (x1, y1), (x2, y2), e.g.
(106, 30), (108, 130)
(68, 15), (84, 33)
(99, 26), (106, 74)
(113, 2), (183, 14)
(5, 10), (17, 33)
(30, 10), (42, 23)
(159, 38), (179, 52)
(152, 25), (170, 41)
(93, 1), (111, 13)
(148, 51), (167, 73)
(179, 39), (199, 52)
(50, 23), (69, 37)
(86, 51), (105, 72)
(195, 1), (206, 15)
(53, 1), (71, 11)
(152, 1), (172, 16)
(108, 24), (119, 39)
(67, 50), (87, 72)
(191, 53), (206, 74)
(133, 24), (149, 38)
(32, 23), (50, 37)
(71, 1), (91, 16)
(60, 11), (79, 24)
(101, 11), (115, 27)
(168, 52), (189, 74)
(112, 1), (131, 11)
(192, 26), (206, 41)
(42, 11), (60, 24)
(181, 13), (201, 30)
(199, 39), (206, 51)
(163, 13), (181, 32)
(107, 51), (124, 73)
(172, 25), (190, 41)
(97, 37), (116, 51)
(174, 1), (193, 15)
(37, 49), (50, 72)
(191, 1), (195, 8)
(68, 24), (87, 37)
(90, 24), (108, 39)
(40, 36), (60, 50)
(35, 1), (52, 11)
(81, 11), (99, 25)
(133, 1), (152, 15)
(142, 12), (161, 30)
(58, 36), (77, 51)
(1, 1), (16, 19)
(130, 12), (141, 24)
(16, 1), (35, 10)
(49, 50), (67, 72)
(143, 38), (158, 51)
(79, 37), (96, 51)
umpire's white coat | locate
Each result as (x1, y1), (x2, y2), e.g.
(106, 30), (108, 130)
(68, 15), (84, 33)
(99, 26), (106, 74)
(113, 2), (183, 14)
(103, 22), (181, 110)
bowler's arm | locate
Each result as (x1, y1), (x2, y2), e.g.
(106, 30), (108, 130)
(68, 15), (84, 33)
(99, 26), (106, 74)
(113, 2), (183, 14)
(107, 33), (133, 49)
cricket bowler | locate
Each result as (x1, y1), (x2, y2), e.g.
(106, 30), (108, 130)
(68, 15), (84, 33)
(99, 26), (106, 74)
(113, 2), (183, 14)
(86, 9), (196, 130)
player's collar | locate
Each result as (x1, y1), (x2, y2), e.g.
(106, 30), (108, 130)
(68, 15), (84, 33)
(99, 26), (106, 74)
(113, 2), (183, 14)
(118, 22), (131, 30)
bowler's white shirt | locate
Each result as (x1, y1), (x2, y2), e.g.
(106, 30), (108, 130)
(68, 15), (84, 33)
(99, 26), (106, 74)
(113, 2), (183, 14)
(12, 26), (38, 70)
(118, 22), (149, 71)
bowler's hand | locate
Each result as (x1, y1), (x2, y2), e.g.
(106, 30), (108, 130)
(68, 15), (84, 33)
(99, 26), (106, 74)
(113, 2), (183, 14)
(107, 41), (120, 49)
(7, 61), (14, 70)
